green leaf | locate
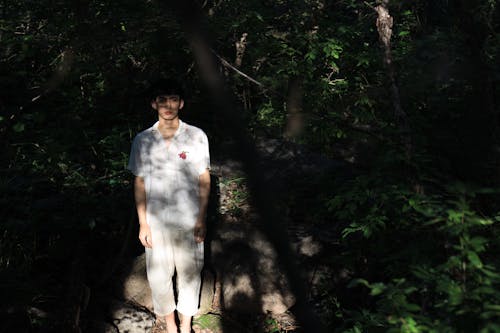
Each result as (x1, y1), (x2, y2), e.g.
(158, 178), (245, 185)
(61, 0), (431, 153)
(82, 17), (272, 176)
(474, 217), (494, 225)
(469, 236), (487, 252)
(13, 122), (25, 132)
(467, 251), (483, 268)
(473, 286), (496, 295)
(347, 278), (370, 288)
(484, 304), (500, 312)
(480, 267), (500, 279)
(369, 282), (386, 296)
(403, 302), (421, 312)
(448, 283), (463, 306)
(305, 51), (316, 61)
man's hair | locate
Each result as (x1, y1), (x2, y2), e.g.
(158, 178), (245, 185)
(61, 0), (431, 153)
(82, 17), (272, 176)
(148, 78), (185, 101)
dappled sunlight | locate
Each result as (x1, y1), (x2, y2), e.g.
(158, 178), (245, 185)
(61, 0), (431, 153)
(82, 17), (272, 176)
(3, 0), (499, 332)
(133, 123), (205, 231)
(118, 162), (303, 331)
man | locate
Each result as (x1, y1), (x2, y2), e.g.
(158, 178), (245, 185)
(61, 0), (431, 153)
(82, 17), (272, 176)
(128, 79), (210, 333)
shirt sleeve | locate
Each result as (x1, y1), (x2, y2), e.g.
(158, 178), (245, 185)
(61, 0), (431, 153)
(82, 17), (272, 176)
(196, 132), (210, 175)
(127, 136), (146, 177)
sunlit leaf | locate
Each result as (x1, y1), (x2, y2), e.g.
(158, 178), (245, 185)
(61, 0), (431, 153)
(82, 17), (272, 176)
(467, 251), (483, 268)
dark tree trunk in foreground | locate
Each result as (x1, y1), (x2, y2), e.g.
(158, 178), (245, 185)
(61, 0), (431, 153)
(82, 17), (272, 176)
(166, 1), (326, 332)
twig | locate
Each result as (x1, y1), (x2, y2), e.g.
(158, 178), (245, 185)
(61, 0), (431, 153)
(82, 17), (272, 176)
(363, 1), (377, 12)
(95, 170), (127, 182)
(210, 48), (264, 87)
(210, 48), (286, 101)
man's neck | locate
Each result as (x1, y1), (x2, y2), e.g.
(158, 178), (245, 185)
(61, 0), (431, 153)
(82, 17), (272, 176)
(158, 117), (180, 130)
(157, 117), (180, 141)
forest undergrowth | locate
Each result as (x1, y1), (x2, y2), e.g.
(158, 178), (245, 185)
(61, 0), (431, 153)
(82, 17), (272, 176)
(1, 0), (500, 332)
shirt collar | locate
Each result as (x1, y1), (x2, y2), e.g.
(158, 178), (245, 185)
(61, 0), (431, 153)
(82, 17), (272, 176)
(150, 119), (185, 138)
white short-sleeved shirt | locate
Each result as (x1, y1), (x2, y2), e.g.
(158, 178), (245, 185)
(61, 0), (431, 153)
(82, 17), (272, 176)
(128, 120), (210, 230)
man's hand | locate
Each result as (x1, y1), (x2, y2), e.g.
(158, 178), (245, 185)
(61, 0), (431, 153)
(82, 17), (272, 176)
(195, 169), (210, 243)
(134, 176), (151, 248)
(194, 219), (206, 243)
(139, 223), (153, 248)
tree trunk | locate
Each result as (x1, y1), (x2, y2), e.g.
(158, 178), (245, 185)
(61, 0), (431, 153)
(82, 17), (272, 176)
(166, 2), (326, 332)
(234, 32), (248, 68)
(374, 1), (412, 158)
(284, 76), (304, 139)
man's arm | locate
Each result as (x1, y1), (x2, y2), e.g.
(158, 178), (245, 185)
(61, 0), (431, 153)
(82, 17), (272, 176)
(134, 176), (152, 248)
(194, 169), (210, 243)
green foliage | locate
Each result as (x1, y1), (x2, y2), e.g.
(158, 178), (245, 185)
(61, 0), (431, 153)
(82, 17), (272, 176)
(325, 155), (500, 332)
(192, 313), (223, 331)
(255, 101), (285, 129)
(1, 0), (499, 331)
(264, 316), (281, 333)
(220, 176), (249, 217)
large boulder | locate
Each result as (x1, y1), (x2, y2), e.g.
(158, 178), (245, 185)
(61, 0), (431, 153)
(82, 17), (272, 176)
(210, 223), (296, 314)
(109, 300), (153, 333)
(121, 254), (153, 311)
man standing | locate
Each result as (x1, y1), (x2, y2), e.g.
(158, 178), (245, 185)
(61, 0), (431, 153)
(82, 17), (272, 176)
(128, 79), (210, 333)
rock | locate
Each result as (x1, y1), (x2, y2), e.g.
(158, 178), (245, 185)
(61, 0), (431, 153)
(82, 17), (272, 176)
(198, 269), (216, 315)
(88, 320), (119, 333)
(122, 254), (153, 311)
(211, 224), (296, 314)
(110, 300), (153, 333)
(298, 235), (322, 257)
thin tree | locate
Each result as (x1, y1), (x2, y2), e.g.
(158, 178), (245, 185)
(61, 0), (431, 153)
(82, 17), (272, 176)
(367, 0), (412, 159)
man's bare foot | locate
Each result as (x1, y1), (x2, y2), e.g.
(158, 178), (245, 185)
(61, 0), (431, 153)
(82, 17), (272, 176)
(153, 313), (178, 333)
(165, 312), (178, 333)
(166, 323), (179, 333)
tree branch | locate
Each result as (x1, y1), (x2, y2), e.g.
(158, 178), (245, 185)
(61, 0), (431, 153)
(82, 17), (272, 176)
(210, 48), (264, 87)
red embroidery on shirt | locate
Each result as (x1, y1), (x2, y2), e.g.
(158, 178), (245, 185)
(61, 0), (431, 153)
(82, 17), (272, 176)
(179, 151), (188, 159)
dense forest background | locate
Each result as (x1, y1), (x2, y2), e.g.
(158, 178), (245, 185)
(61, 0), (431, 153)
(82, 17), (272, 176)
(1, 0), (500, 332)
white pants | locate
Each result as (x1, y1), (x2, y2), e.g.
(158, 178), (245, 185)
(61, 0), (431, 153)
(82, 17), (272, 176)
(146, 226), (204, 316)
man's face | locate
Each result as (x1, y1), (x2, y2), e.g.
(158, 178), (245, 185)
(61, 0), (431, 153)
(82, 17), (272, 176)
(151, 94), (184, 121)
